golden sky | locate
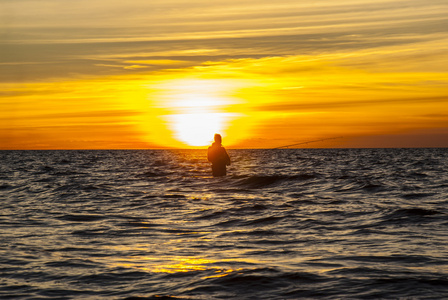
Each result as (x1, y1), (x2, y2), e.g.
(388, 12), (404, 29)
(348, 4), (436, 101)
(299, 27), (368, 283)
(1, 0), (448, 149)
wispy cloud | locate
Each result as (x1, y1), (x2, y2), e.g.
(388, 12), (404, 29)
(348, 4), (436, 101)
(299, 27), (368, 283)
(2, 0), (447, 81)
(1, 0), (448, 148)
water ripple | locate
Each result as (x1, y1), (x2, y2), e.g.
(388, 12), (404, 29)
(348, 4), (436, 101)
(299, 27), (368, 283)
(0, 149), (447, 299)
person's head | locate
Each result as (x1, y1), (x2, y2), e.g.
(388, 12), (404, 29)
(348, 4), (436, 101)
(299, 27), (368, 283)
(214, 133), (222, 144)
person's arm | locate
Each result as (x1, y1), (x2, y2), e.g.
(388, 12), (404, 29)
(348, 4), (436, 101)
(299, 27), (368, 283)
(224, 148), (230, 166)
(207, 147), (212, 162)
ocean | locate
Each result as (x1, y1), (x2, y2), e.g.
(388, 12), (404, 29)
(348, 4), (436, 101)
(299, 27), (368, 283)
(1, 148), (448, 299)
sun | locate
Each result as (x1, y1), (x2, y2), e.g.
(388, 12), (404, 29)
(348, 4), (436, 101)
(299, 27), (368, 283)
(151, 78), (242, 147)
(145, 78), (254, 148)
(169, 113), (232, 147)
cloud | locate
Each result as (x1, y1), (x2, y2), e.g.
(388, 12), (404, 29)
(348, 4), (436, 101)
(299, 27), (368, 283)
(1, 0), (448, 148)
(1, 0), (447, 82)
(250, 96), (448, 113)
(1, 110), (143, 122)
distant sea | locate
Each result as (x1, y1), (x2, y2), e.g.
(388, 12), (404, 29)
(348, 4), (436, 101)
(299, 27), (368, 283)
(1, 148), (448, 299)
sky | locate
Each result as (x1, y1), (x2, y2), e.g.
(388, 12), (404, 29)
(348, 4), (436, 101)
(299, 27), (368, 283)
(1, 0), (448, 149)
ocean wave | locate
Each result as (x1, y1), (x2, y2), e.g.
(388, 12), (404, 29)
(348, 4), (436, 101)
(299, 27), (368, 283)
(232, 174), (316, 189)
(57, 214), (106, 222)
(1, 149), (448, 299)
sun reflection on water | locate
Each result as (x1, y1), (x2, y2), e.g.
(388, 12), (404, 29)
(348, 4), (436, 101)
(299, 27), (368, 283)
(103, 252), (242, 279)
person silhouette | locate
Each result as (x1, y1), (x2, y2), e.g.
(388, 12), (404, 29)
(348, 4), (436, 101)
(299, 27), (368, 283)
(207, 134), (231, 177)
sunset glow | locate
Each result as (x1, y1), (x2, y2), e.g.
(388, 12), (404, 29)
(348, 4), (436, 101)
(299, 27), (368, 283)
(147, 78), (246, 147)
(1, 0), (448, 149)
(168, 113), (231, 146)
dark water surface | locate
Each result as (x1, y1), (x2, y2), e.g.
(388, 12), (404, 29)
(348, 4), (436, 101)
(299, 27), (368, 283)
(1, 148), (448, 299)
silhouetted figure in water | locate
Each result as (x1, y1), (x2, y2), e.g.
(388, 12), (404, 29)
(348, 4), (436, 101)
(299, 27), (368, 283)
(208, 134), (231, 177)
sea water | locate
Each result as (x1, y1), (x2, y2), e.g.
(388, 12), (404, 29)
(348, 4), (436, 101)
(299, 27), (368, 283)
(1, 148), (448, 299)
